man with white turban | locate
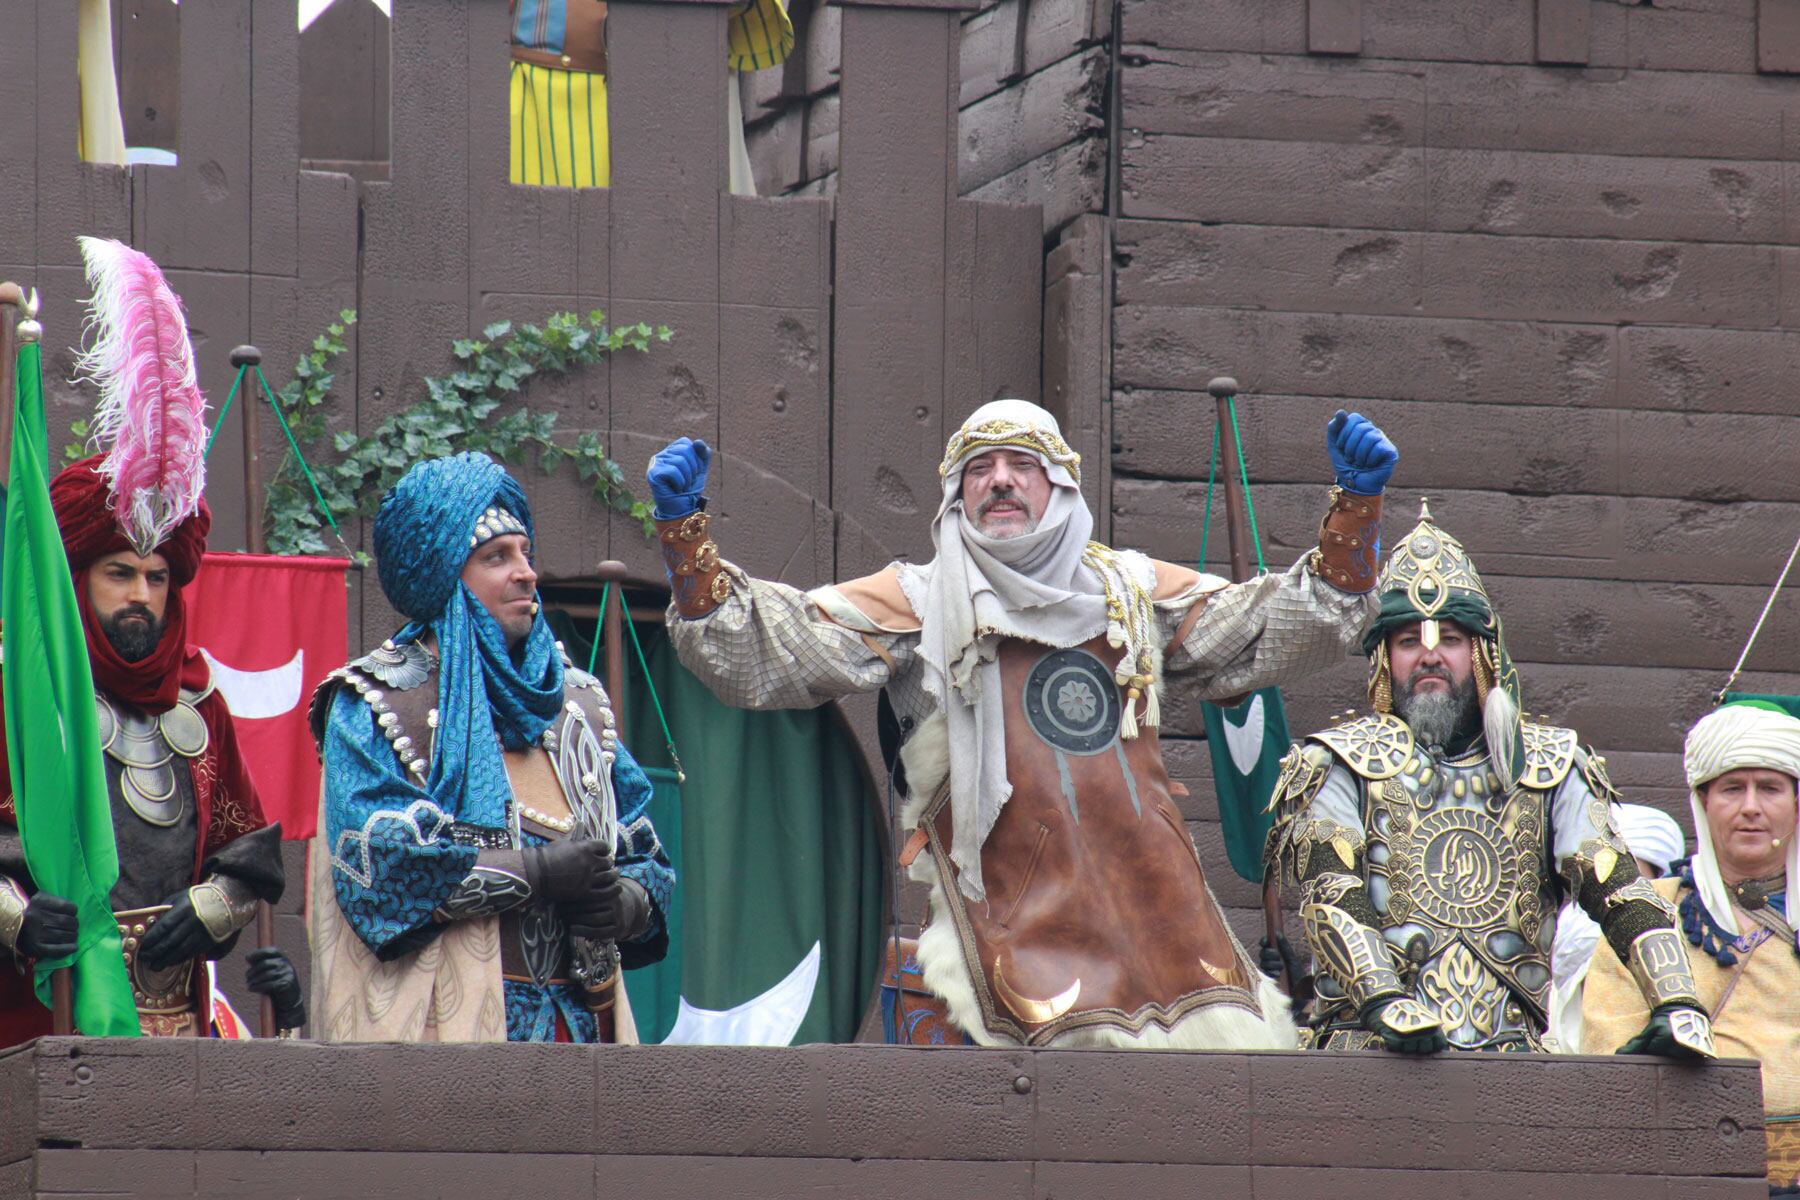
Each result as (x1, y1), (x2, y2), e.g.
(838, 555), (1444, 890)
(1546, 803), (1685, 1052)
(648, 401), (1396, 1049)
(1583, 701), (1800, 1190)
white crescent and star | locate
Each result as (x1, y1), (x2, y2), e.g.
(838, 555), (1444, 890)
(200, 647), (305, 719)
(1222, 692), (1266, 777)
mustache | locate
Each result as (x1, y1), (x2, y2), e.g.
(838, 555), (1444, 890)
(112, 604), (156, 624)
(1406, 665), (1452, 684)
(977, 489), (1026, 517)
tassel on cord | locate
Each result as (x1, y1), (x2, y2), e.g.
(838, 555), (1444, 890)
(72, 236), (208, 557)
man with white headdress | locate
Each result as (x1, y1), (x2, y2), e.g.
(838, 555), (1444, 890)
(647, 401), (1396, 1049)
(1583, 702), (1800, 1190)
(1545, 802), (1685, 1052)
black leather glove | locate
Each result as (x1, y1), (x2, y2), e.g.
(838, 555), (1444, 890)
(1619, 1003), (1713, 1060)
(562, 875), (651, 942)
(18, 892), (79, 960)
(1360, 996), (1448, 1055)
(138, 891), (213, 971)
(244, 946), (307, 1030)
(522, 838), (615, 904)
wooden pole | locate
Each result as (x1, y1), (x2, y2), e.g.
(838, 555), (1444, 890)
(232, 346), (265, 555)
(0, 285), (66, 1028)
(0, 282), (22, 470)
(1207, 376), (1289, 990)
(228, 346), (279, 1037)
(595, 561), (629, 742)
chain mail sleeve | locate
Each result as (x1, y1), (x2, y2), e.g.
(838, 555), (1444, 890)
(1156, 558), (1377, 703)
(666, 561), (914, 711)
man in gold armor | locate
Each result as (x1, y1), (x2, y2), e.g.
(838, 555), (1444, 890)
(1267, 503), (1715, 1057)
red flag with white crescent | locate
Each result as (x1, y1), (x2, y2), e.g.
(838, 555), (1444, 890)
(185, 553), (350, 840)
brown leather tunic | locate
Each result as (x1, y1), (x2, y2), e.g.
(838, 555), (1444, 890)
(922, 635), (1260, 1044)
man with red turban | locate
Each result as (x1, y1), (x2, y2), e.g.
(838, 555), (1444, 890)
(0, 457), (289, 1045)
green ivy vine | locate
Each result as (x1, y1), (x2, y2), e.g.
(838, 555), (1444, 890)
(260, 308), (673, 559)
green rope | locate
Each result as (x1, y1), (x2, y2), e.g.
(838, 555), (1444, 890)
(255, 367), (348, 546)
(1195, 423), (1221, 572)
(1194, 398), (1268, 575)
(203, 363), (351, 556)
(203, 365), (247, 458)
(621, 593), (685, 781)
(584, 581), (685, 780)
(1226, 396), (1268, 574)
(587, 583), (609, 676)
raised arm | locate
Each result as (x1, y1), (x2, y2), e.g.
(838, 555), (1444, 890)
(649, 437), (911, 711)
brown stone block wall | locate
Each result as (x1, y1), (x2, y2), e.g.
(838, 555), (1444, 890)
(1108, 2), (1800, 941)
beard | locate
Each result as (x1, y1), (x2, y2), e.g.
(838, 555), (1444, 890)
(971, 487), (1041, 539)
(100, 604), (165, 663)
(1394, 668), (1482, 750)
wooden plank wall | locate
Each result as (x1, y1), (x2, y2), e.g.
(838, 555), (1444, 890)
(745, 0), (1111, 235)
(1112, 0), (1800, 949)
(0, 0), (1049, 1013)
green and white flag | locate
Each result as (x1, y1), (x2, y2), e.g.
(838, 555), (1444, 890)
(1202, 687), (1292, 883)
(3, 339), (139, 1035)
(600, 625), (882, 1045)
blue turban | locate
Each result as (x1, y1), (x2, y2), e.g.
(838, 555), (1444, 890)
(373, 452), (564, 832)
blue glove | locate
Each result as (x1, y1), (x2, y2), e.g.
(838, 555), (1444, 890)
(1326, 410), (1397, 495)
(646, 437), (712, 520)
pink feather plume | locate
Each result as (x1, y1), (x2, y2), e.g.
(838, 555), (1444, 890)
(74, 236), (209, 557)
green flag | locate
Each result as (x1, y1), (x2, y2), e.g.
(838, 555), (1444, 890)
(2, 340), (139, 1035)
(594, 623), (881, 1045)
(1201, 686), (1292, 883)
(1722, 692), (1800, 721)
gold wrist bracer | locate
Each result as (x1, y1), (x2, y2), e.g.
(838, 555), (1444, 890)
(189, 876), (260, 943)
(0, 878), (26, 953)
(1309, 487), (1383, 593)
(1625, 927), (1703, 1010)
(657, 510), (731, 619)
(1301, 900), (1405, 1012)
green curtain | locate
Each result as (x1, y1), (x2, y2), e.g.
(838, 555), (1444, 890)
(558, 612), (882, 1044)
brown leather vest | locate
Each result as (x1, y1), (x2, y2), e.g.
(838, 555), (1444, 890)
(923, 636), (1260, 1044)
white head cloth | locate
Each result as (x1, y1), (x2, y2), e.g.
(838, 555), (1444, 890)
(904, 400), (1156, 903)
(1611, 803), (1686, 876)
(1683, 702), (1800, 935)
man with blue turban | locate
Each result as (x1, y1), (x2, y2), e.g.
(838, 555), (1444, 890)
(307, 453), (673, 1043)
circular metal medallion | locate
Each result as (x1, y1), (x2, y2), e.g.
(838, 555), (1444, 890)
(159, 701), (210, 758)
(1022, 649), (1120, 755)
(1409, 807), (1515, 929)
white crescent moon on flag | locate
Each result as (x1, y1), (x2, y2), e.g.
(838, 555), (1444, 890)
(1223, 692), (1266, 777)
(661, 941), (822, 1046)
(200, 648), (305, 720)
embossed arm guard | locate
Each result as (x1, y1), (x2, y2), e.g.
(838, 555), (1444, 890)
(0, 877), (27, 955)
(1308, 486), (1383, 593)
(657, 509), (731, 619)
(188, 874), (262, 943)
(432, 850), (534, 922)
(1568, 837), (1716, 1058)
